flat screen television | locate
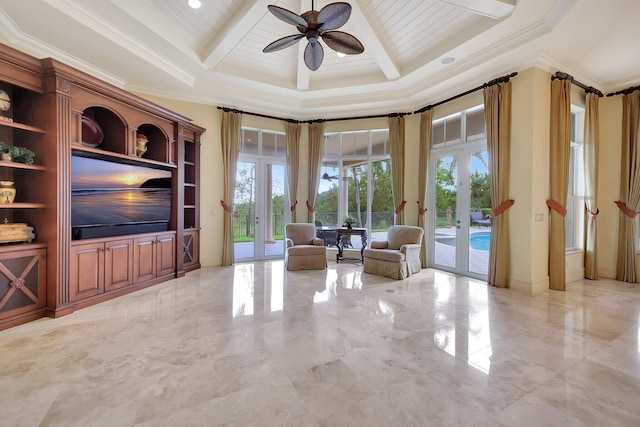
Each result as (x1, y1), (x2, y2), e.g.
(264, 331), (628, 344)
(71, 154), (172, 240)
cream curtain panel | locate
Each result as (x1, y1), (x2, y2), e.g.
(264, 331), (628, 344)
(220, 110), (242, 266)
(616, 91), (640, 282)
(307, 122), (325, 223)
(285, 122), (301, 223)
(583, 93), (600, 279)
(389, 116), (406, 225)
(483, 81), (513, 288)
(418, 110), (433, 268)
(548, 79), (571, 291)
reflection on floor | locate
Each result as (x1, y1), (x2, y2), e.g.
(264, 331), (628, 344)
(1, 262), (640, 426)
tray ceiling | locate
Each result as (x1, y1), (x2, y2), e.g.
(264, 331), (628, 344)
(0, 0), (637, 119)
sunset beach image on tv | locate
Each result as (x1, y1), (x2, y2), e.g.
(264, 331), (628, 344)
(71, 155), (172, 228)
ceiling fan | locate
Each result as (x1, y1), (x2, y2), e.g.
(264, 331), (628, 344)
(322, 172), (353, 181)
(263, 1), (365, 71)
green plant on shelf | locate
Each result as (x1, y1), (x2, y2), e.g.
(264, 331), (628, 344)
(0, 142), (35, 165)
(0, 141), (10, 155)
(10, 146), (35, 165)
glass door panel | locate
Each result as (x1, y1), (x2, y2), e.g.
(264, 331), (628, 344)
(433, 155), (458, 270)
(263, 163), (285, 259)
(468, 150), (490, 276)
(234, 159), (286, 262)
(234, 160), (256, 260)
(430, 147), (488, 279)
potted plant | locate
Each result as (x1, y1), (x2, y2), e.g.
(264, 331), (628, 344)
(342, 215), (358, 229)
(0, 141), (11, 161)
(9, 146), (35, 165)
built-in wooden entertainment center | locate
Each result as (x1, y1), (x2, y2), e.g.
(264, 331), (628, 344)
(0, 43), (203, 330)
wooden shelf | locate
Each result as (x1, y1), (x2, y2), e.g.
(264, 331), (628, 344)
(0, 120), (45, 134)
(0, 161), (45, 170)
(0, 203), (46, 209)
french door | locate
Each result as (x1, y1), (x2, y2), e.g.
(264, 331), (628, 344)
(429, 143), (490, 279)
(234, 157), (288, 262)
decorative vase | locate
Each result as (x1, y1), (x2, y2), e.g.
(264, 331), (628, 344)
(0, 181), (16, 203)
(136, 134), (148, 157)
(347, 223), (352, 229)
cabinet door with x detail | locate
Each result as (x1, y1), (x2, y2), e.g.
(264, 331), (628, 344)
(0, 246), (46, 327)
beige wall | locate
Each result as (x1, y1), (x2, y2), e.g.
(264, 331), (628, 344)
(140, 66), (629, 292)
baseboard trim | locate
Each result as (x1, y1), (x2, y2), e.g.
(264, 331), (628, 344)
(567, 268), (585, 284)
(599, 268), (616, 279)
(510, 276), (549, 295)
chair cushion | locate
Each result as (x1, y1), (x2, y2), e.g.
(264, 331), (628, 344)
(364, 248), (405, 262)
(370, 241), (388, 249)
(288, 245), (326, 256)
(285, 223), (316, 245)
(387, 225), (423, 250)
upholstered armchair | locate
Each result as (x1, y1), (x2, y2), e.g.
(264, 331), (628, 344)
(285, 223), (327, 271)
(363, 225), (424, 280)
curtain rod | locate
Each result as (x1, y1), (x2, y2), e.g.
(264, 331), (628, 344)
(217, 106), (300, 123)
(551, 72), (603, 97)
(216, 106), (410, 124)
(606, 85), (640, 97)
(218, 71), (518, 123)
(414, 72), (518, 114)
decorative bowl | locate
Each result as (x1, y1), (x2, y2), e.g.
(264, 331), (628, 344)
(81, 116), (103, 148)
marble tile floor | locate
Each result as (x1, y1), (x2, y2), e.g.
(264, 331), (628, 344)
(1, 261), (640, 426)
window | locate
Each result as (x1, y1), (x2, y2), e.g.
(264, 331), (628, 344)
(315, 130), (392, 248)
(240, 128), (286, 156)
(566, 107), (585, 251)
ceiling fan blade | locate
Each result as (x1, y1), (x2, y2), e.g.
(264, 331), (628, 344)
(321, 31), (364, 54)
(267, 5), (308, 29)
(304, 41), (324, 71)
(317, 2), (352, 31)
(263, 34), (304, 53)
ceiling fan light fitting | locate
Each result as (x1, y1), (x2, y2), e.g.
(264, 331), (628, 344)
(188, 0), (201, 9)
(264, 1), (363, 71)
(306, 29), (320, 43)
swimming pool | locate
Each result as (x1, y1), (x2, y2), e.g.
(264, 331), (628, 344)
(435, 232), (491, 251)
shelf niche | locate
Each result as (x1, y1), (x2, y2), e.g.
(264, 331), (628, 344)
(136, 123), (168, 163)
(80, 106), (126, 154)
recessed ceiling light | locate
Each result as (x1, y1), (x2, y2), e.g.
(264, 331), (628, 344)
(188, 0), (201, 9)
(441, 56), (455, 65)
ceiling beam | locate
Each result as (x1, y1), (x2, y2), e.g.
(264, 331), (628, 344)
(350, 0), (401, 81)
(438, 0), (516, 19)
(202, 0), (270, 69)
